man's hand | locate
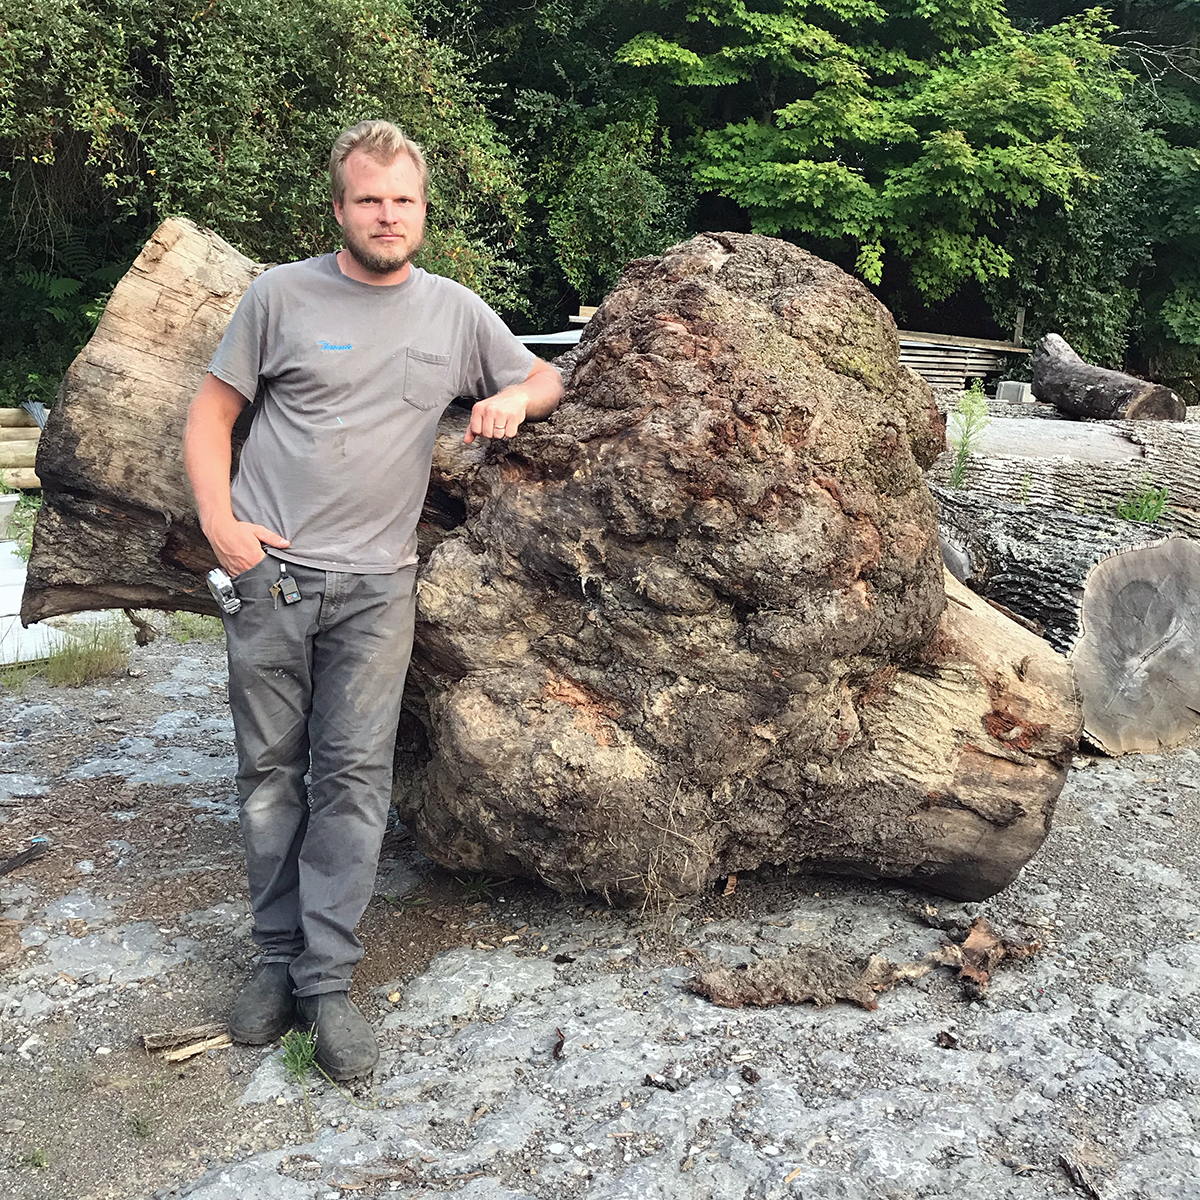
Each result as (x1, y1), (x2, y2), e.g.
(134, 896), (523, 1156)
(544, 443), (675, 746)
(205, 516), (291, 577)
(464, 358), (563, 444)
(465, 392), (528, 443)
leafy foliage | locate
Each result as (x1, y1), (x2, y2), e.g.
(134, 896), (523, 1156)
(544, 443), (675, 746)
(0, 0), (527, 395)
(1117, 483), (1170, 523)
(617, 2), (1124, 301)
(947, 387), (991, 489)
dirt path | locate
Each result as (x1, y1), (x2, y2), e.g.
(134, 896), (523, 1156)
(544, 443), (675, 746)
(1, 629), (1197, 1200)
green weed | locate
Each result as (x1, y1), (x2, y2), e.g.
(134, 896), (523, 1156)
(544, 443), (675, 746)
(23, 1148), (48, 1169)
(0, 618), (131, 691)
(6, 492), (40, 561)
(456, 874), (499, 902)
(1117, 484), (1169, 523)
(947, 389), (991, 489)
(168, 611), (225, 643)
(129, 1112), (152, 1138)
(280, 1028), (317, 1132)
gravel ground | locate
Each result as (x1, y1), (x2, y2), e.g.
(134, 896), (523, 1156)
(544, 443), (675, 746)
(0, 627), (1197, 1200)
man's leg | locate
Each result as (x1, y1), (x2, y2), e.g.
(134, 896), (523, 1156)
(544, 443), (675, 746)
(223, 558), (324, 1040)
(289, 565), (417, 1076)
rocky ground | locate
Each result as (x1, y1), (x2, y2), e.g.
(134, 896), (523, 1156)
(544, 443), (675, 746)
(0, 626), (1197, 1200)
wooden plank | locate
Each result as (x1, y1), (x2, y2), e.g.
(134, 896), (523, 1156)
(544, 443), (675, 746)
(0, 427), (40, 444)
(0, 468), (42, 490)
(899, 330), (1030, 354)
(0, 410), (39, 427)
(0, 442), (40, 469)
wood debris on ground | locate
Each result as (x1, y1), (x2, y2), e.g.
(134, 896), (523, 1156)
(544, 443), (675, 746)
(686, 917), (1039, 1010)
(142, 1022), (230, 1058)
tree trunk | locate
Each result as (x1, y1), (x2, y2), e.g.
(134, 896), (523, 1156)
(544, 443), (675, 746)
(1071, 538), (1200, 755)
(22, 219), (260, 622)
(1033, 333), (1184, 421)
(931, 483), (1162, 653)
(27, 224), (1081, 903)
(926, 417), (1200, 537)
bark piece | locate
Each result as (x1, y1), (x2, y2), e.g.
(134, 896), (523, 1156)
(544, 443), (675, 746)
(926, 417), (1200, 538)
(1071, 538), (1200, 755)
(1033, 333), (1184, 421)
(141, 1021), (228, 1051)
(22, 218), (260, 622)
(687, 916), (1039, 1009)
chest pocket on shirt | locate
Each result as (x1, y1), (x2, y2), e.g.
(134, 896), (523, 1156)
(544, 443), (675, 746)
(403, 348), (453, 411)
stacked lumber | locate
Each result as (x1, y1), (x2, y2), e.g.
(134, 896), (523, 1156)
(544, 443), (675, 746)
(0, 410), (41, 489)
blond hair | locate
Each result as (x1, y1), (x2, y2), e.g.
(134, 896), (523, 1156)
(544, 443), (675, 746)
(329, 120), (428, 203)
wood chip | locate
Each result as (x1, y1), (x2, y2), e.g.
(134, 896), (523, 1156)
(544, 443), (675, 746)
(159, 1033), (232, 1061)
(784, 1165), (804, 1185)
(722, 873), (737, 897)
(142, 1022), (228, 1051)
(1059, 1154), (1102, 1199)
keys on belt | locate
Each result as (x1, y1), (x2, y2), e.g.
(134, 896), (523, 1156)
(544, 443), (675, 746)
(269, 561), (302, 610)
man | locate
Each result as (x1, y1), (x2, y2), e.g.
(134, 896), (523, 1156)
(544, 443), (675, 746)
(184, 120), (563, 1079)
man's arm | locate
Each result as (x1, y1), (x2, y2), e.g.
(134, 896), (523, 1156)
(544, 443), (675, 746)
(464, 357), (563, 444)
(183, 373), (291, 575)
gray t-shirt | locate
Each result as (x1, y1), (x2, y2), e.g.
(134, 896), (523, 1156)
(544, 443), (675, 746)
(207, 254), (536, 573)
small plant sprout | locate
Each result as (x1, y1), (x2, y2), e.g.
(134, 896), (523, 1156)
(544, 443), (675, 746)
(23, 1148), (49, 1169)
(129, 1112), (152, 1138)
(456, 874), (498, 902)
(280, 1028), (317, 1131)
(1117, 484), (1170, 523)
(947, 387), (991, 489)
(1018, 472), (1032, 504)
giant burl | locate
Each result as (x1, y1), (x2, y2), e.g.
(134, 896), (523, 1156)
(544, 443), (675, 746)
(24, 222), (1081, 903)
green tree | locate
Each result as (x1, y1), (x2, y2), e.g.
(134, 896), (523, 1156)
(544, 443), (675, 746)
(618, 1), (1125, 302)
(0, 0), (526, 402)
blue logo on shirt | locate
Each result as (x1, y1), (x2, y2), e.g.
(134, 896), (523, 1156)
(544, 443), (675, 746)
(318, 340), (353, 351)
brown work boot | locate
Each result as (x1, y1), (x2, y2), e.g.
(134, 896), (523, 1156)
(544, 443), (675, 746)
(228, 962), (295, 1044)
(296, 991), (379, 1080)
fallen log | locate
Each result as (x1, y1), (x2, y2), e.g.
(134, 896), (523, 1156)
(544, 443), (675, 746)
(23, 220), (260, 619)
(932, 484), (1162, 653)
(926, 417), (1200, 537)
(933, 486), (1200, 753)
(1032, 333), (1184, 421)
(27, 223), (1081, 902)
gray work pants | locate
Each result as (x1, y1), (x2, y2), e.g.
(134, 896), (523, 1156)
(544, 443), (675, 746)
(222, 556), (416, 997)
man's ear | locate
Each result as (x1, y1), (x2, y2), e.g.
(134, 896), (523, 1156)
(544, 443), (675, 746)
(332, 199), (345, 228)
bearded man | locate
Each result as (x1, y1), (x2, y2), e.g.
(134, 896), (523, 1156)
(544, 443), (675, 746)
(183, 120), (562, 1079)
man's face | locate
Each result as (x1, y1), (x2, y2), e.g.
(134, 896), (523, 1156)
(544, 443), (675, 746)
(333, 149), (427, 277)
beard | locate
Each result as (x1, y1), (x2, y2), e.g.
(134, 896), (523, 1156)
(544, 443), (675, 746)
(342, 225), (424, 276)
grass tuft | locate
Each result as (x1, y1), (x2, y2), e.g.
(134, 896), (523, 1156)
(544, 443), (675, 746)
(1116, 483), (1169, 523)
(168, 611), (225, 644)
(947, 387), (991, 489)
(1, 618), (131, 691)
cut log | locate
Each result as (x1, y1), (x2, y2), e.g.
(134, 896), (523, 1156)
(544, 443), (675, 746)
(28, 225), (1080, 903)
(0, 441), (41, 469)
(1033, 333), (1184, 421)
(1071, 539), (1200, 756)
(22, 219), (260, 620)
(931, 484), (1162, 653)
(926, 417), (1200, 537)
(933, 485), (1200, 754)
(0, 469), (41, 490)
(0, 426), (41, 443)
(0, 410), (38, 428)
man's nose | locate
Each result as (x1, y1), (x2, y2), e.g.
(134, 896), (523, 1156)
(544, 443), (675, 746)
(378, 201), (401, 224)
